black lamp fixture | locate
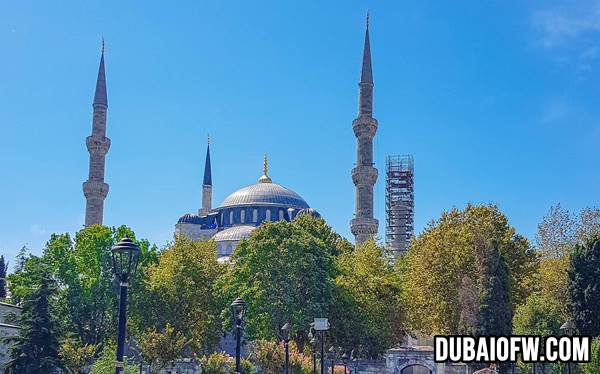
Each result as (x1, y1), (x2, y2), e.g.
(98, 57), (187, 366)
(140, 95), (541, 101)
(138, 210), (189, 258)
(230, 298), (247, 373)
(281, 323), (291, 374)
(111, 237), (141, 374)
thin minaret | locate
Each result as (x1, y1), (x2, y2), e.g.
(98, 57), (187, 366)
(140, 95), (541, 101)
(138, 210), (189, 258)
(83, 39), (111, 227)
(199, 135), (212, 215)
(350, 13), (379, 244)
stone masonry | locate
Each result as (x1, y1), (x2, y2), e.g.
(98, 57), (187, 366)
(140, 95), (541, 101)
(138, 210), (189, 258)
(350, 15), (379, 244)
(83, 43), (110, 227)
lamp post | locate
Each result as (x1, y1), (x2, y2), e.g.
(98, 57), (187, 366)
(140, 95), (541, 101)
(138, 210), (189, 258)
(313, 318), (329, 374)
(309, 331), (317, 374)
(111, 237), (141, 374)
(281, 323), (291, 374)
(230, 298), (247, 373)
(350, 350), (358, 374)
(341, 352), (349, 374)
(560, 320), (575, 374)
(329, 346), (336, 374)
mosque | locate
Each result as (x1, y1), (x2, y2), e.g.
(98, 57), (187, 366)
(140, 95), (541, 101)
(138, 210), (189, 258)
(174, 149), (319, 260)
(83, 16), (379, 258)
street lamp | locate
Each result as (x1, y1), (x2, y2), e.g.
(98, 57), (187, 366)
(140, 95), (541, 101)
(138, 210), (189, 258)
(560, 320), (575, 374)
(329, 346), (336, 374)
(309, 331), (318, 374)
(341, 352), (349, 374)
(313, 318), (329, 374)
(230, 298), (247, 373)
(111, 237), (141, 374)
(281, 323), (291, 374)
(350, 349), (358, 374)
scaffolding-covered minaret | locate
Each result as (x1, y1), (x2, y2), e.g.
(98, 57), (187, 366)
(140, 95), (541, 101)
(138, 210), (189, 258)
(386, 155), (414, 256)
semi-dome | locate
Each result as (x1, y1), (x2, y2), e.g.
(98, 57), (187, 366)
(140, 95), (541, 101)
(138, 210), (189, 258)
(177, 213), (203, 224)
(213, 225), (256, 242)
(219, 182), (309, 209)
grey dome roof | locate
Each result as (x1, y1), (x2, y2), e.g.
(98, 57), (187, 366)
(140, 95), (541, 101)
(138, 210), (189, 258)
(296, 208), (321, 219)
(218, 182), (309, 209)
(177, 213), (202, 224)
(213, 225), (256, 242)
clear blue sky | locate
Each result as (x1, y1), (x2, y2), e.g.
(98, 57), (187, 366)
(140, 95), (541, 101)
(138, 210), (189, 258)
(1, 1), (599, 267)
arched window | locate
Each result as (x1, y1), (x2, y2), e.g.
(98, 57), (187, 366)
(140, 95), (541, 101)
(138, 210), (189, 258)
(229, 210), (234, 225)
(265, 209), (271, 221)
(279, 209), (284, 221)
(240, 210), (246, 223)
(252, 209), (258, 223)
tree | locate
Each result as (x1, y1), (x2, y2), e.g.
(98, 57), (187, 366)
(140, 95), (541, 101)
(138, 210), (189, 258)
(0, 255), (8, 299)
(566, 235), (600, 336)
(513, 294), (562, 374)
(404, 204), (536, 334)
(331, 240), (403, 357)
(137, 324), (188, 374)
(475, 240), (512, 337)
(90, 343), (137, 374)
(5, 267), (62, 373)
(59, 338), (96, 374)
(14, 245), (28, 273)
(218, 219), (336, 349)
(580, 338), (600, 374)
(6, 225), (157, 349)
(141, 235), (225, 352)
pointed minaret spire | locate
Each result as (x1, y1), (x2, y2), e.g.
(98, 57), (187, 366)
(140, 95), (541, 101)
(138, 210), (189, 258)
(350, 14), (379, 245)
(199, 136), (213, 216)
(359, 12), (373, 116)
(93, 38), (108, 108)
(83, 38), (111, 226)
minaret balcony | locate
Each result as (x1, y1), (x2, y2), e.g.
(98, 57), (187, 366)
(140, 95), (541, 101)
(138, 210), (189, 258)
(86, 136), (111, 155)
(350, 217), (379, 236)
(351, 166), (378, 186)
(83, 180), (109, 199)
(352, 116), (378, 138)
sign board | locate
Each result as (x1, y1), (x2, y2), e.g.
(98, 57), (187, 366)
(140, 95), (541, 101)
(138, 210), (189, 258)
(313, 318), (329, 331)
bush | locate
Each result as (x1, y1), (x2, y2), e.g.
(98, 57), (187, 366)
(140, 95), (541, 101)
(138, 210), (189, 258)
(200, 352), (253, 374)
(90, 343), (137, 374)
(250, 340), (311, 374)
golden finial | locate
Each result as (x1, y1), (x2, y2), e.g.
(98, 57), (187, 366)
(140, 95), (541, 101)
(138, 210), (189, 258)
(101, 36), (105, 55)
(258, 154), (272, 183)
(263, 154), (268, 176)
(366, 11), (370, 30)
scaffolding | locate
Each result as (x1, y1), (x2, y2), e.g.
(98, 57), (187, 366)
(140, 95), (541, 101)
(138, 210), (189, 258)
(386, 155), (414, 256)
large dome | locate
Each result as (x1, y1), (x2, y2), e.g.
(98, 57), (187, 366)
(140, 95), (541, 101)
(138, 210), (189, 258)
(219, 182), (309, 209)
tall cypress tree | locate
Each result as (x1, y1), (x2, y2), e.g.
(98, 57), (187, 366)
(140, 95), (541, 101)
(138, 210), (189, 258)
(0, 255), (7, 299)
(5, 267), (62, 373)
(476, 240), (512, 336)
(566, 235), (600, 336)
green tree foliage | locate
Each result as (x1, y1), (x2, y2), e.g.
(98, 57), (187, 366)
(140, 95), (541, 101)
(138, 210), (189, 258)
(218, 219), (336, 348)
(535, 204), (600, 313)
(475, 240), (512, 337)
(6, 225), (157, 349)
(141, 235), (225, 352)
(0, 255), (8, 299)
(513, 294), (563, 374)
(331, 239), (403, 357)
(580, 338), (600, 374)
(200, 352), (254, 374)
(90, 343), (137, 374)
(404, 203), (536, 334)
(59, 338), (96, 374)
(250, 340), (310, 374)
(137, 323), (188, 374)
(5, 267), (62, 373)
(566, 235), (600, 336)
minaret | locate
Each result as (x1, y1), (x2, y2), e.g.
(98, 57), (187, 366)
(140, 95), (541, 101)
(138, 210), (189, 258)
(350, 14), (379, 244)
(83, 40), (111, 227)
(199, 136), (212, 216)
